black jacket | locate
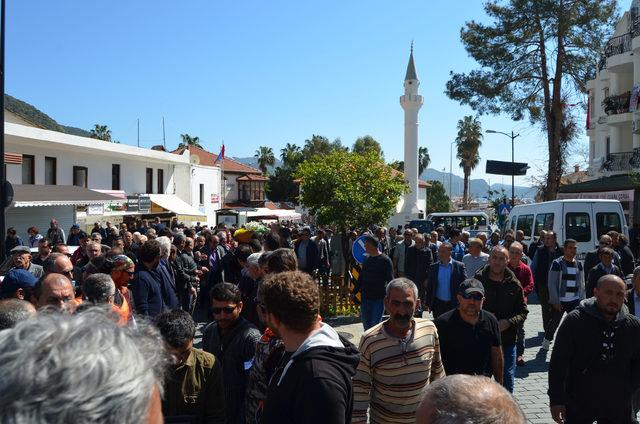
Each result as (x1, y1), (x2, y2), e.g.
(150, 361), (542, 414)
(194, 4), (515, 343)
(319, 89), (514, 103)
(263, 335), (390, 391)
(261, 324), (359, 424)
(617, 244), (636, 276)
(626, 288), (639, 317)
(548, 298), (640, 422)
(425, 260), (467, 308)
(532, 244), (563, 288)
(584, 248), (621, 275)
(405, 245), (434, 287)
(586, 263), (623, 298)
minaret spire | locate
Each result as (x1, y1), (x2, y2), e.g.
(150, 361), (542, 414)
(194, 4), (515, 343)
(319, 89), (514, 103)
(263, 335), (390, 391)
(405, 42), (418, 81)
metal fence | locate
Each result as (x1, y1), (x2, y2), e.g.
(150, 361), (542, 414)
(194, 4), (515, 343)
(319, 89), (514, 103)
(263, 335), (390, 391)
(605, 33), (632, 57)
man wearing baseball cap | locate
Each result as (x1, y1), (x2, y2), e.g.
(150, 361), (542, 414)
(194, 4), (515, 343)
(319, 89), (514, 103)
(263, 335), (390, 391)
(0, 269), (38, 301)
(435, 278), (503, 385)
(9, 246), (44, 279)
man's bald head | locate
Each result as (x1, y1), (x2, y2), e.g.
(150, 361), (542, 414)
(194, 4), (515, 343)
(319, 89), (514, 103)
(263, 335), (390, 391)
(416, 375), (525, 424)
(33, 274), (75, 310)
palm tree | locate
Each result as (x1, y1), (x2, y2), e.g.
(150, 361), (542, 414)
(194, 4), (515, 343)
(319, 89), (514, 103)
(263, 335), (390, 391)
(90, 124), (112, 142)
(280, 143), (301, 168)
(178, 134), (202, 149)
(418, 146), (430, 175)
(255, 146), (275, 175)
(455, 116), (483, 208)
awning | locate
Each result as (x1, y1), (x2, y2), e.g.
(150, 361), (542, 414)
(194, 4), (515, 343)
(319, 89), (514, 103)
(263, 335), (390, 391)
(11, 184), (126, 208)
(92, 189), (127, 199)
(148, 194), (207, 220)
(246, 207), (302, 221)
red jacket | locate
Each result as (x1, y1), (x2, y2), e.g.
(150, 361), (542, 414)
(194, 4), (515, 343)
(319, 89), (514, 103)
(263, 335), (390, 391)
(508, 262), (534, 303)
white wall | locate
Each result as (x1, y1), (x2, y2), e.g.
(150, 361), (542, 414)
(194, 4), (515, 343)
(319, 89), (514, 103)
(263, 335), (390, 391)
(191, 164), (221, 225)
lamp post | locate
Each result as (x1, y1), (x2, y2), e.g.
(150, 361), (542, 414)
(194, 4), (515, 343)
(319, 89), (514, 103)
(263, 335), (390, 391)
(449, 140), (456, 200)
(486, 129), (520, 206)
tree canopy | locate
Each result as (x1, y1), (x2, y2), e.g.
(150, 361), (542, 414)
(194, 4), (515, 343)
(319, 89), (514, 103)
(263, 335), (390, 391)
(426, 180), (451, 213)
(302, 134), (348, 158)
(90, 124), (113, 142)
(296, 150), (408, 228)
(178, 134), (202, 149)
(455, 116), (483, 207)
(352, 135), (383, 158)
(255, 146), (276, 175)
(446, 0), (617, 200)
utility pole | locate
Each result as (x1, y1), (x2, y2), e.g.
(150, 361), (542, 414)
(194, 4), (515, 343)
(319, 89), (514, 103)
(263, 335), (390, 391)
(0, 0), (6, 260)
(137, 118), (140, 147)
(486, 129), (520, 206)
(162, 117), (166, 149)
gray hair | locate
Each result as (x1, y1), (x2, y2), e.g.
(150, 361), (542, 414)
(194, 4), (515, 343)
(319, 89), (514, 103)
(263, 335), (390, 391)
(156, 236), (172, 260)
(82, 273), (116, 304)
(42, 252), (68, 274)
(385, 277), (419, 300)
(633, 266), (640, 280)
(0, 308), (168, 423)
(172, 233), (186, 246)
(416, 375), (525, 424)
(461, 231), (470, 237)
(0, 299), (36, 330)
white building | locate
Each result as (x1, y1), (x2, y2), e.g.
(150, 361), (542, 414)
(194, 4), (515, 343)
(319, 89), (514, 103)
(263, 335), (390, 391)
(3, 112), (221, 238)
(562, 1), (640, 224)
(389, 47), (431, 229)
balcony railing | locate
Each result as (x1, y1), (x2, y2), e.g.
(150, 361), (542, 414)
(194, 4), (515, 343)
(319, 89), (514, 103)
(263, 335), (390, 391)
(604, 33), (632, 58)
(601, 148), (640, 172)
(633, 15), (640, 38)
(602, 91), (631, 115)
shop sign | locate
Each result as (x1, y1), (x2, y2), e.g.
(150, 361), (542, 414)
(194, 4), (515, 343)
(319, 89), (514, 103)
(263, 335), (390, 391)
(126, 196), (139, 212)
(88, 204), (104, 215)
(138, 195), (151, 212)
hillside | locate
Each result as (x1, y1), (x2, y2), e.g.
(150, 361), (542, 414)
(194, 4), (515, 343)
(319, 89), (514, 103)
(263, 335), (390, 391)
(4, 94), (93, 137)
(421, 168), (536, 200)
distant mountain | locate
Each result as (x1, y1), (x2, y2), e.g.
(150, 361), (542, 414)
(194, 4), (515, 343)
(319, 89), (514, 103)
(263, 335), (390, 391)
(421, 168), (536, 200)
(4, 94), (93, 137)
(232, 156), (282, 174)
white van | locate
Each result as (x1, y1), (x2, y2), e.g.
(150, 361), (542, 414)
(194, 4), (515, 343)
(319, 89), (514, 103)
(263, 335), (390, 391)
(505, 199), (628, 260)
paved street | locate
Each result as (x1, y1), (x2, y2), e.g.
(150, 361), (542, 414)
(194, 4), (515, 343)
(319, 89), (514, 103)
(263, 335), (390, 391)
(332, 294), (555, 424)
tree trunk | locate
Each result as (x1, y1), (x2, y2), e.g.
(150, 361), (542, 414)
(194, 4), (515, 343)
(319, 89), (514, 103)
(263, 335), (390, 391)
(463, 169), (470, 209)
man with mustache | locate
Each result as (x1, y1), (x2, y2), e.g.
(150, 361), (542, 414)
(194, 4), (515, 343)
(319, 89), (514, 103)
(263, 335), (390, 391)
(435, 279), (503, 384)
(353, 278), (445, 424)
(548, 274), (640, 424)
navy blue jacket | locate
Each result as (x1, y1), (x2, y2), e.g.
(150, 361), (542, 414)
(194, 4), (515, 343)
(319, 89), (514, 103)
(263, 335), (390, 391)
(131, 263), (165, 317)
(158, 259), (180, 310)
(294, 239), (320, 274)
(425, 260), (467, 308)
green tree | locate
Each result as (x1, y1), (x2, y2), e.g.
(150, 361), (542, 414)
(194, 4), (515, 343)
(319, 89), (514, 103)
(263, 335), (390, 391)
(280, 143), (303, 169)
(426, 180), (450, 213)
(419, 146), (431, 175)
(296, 150), (408, 229)
(389, 160), (404, 172)
(90, 124), (112, 142)
(178, 134), (202, 149)
(455, 116), (483, 208)
(446, 0), (617, 200)
(266, 166), (299, 202)
(255, 146), (275, 175)
(301, 135), (348, 158)
(352, 135), (383, 158)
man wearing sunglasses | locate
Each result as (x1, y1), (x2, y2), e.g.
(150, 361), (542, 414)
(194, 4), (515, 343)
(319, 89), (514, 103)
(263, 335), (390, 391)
(202, 283), (260, 424)
(435, 279), (503, 384)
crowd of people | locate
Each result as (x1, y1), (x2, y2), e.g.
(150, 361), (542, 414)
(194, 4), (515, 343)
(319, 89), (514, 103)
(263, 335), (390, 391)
(1, 215), (640, 423)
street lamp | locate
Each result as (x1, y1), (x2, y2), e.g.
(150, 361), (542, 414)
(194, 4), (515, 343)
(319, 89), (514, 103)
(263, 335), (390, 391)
(449, 140), (456, 201)
(486, 129), (520, 206)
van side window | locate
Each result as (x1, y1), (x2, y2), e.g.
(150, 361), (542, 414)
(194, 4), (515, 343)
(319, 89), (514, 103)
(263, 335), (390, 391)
(534, 213), (555, 238)
(516, 215), (534, 240)
(565, 213), (591, 242)
(596, 213), (622, 237)
(510, 216), (517, 231)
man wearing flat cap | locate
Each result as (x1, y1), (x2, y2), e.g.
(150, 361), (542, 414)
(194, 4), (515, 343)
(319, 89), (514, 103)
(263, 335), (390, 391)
(435, 278), (503, 384)
(0, 269), (38, 301)
(9, 245), (43, 279)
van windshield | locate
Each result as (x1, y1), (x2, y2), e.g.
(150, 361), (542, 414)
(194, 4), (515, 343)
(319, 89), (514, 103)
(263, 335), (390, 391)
(429, 214), (488, 229)
(596, 212), (622, 237)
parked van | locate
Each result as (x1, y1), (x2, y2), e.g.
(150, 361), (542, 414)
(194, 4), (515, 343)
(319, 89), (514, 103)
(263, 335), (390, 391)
(505, 200), (628, 260)
(408, 212), (496, 237)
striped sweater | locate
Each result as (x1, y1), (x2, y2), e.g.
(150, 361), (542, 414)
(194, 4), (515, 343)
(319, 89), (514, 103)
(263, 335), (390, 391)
(352, 318), (445, 423)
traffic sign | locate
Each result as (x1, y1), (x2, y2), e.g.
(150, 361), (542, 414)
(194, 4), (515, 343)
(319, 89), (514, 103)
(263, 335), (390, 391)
(352, 235), (383, 264)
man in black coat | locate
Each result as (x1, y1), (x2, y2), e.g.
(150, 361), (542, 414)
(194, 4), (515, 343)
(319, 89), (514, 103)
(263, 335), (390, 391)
(586, 247), (623, 298)
(425, 242), (467, 318)
(405, 234), (434, 309)
(294, 227), (320, 275)
(548, 275), (640, 423)
(131, 239), (165, 317)
(584, 234), (621, 275)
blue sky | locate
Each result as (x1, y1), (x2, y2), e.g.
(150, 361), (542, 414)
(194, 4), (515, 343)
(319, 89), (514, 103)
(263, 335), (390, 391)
(6, 0), (632, 187)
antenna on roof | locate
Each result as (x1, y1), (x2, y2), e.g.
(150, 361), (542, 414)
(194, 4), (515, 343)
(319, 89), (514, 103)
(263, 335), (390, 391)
(137, 118), (140, 147)
(162, 117), (166, 149)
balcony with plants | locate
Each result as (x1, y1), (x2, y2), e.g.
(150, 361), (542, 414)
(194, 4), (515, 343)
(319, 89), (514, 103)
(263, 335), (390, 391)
(602, 92), (631, 116)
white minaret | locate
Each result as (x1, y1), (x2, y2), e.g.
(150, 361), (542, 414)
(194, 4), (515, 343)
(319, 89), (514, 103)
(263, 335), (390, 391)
(399, 43), (423, 220)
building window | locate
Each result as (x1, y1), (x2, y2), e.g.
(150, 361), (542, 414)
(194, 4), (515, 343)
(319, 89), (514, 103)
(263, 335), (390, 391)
(146, 168), (153, 193)
(157, 169), (164, 194)
(22, 155), (35, 184)
(44, 157), (56, 185)
(73, 166), (88, 188)
(606, 137), (611, 157)
(112, 164), (121, 190)
(199, 184), (204, 205)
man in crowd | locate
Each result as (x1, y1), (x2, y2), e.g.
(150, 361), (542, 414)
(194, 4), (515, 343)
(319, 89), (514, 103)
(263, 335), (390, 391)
(81, 273), (116, 306)
(447, 228), (466, 262)
(157, 309), (225, 423)
(294, 226), (319, 275)
(587, 247), (622, 297)
(425, 243), (467, 319)
(356, 235), (394, 330)
(202, 283), (260, 424)
(507, 241), (534, 366)
(610, 230), (636, 276)
(375, 226), (391, 256)
(353, 278), (444, 423)
(549, 274), (640, 423)
(531, 231), (563, 351)
(10, 246), (43, 278)
(0, 309), (165, 423)
(584, 234), (618, 274)
(475, 246), (528, 393)
(528, 229), (547, 260)
(548, 239), (586, 319)
(392, 229), (414, 277)
(405, 234), (433, 310)
(131, 239), (166, 317)
(33, 273), (75, 310)
(172, 234), (199, 311)
(31, 238), (52, 266)
(46, 218), (65, 245)
(259, 271), (359, 424)
(462, 238), (489, 276)
(238, 252), (266, 330)
(435, 279), (503, 384)
(0, 298), (36, 330)
(66, 224), (83, 246)
(42, 252), (74, 285)
(626, 266), (640, 319)
(0, 269), (37, 301)
(416, 375), (526, 424)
